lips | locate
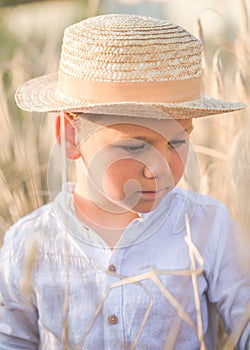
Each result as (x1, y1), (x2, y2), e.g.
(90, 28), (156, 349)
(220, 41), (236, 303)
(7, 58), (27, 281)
(140, 185), (170, 194)
(141, 189), (163, 193)
(139, 186), (170, 199)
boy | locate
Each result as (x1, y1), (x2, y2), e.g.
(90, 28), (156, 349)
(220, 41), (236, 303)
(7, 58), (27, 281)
(0, 14), (249, 349)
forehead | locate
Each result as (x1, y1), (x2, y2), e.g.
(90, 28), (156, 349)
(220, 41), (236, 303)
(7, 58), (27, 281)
(91, 117), (193, 140)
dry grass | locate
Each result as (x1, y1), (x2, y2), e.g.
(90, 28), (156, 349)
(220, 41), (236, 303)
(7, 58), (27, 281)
(0, 1), (249, 349)
(0, 1), (84, 241)
(192, 0), (250, 232)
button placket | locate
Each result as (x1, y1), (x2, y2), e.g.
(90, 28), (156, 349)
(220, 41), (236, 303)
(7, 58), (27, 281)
(108, 264), (117, 273)
(103, 251), (126, 348)
(108, 314), (119, 325)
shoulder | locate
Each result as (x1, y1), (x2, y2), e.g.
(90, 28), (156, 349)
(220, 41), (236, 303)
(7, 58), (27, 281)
(173, 187), (246, 259)
(168, 187), (238, 240)
(167, 188), (250, 277)
(173, 187), (232, 220)
(1, 203), (59, 255)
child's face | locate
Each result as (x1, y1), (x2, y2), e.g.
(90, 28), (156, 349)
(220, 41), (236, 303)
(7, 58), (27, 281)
(76, 117), (193, 213)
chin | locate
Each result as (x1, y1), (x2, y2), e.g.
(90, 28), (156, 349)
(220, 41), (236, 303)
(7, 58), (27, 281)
(132, 199), (163, 214)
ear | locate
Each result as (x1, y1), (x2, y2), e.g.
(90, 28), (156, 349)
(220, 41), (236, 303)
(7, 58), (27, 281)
(55, 112), (81, 159)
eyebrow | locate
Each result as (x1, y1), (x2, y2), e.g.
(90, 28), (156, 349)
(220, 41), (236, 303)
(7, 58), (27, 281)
(128, 127), (193, 141)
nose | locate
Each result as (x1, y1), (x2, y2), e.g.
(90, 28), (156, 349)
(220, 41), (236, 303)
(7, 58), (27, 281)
(143, 152), (171, 179)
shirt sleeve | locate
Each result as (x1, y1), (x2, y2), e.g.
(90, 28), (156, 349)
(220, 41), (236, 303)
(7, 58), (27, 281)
(0, 225), (39, 349)
(206, 206), (250, 349)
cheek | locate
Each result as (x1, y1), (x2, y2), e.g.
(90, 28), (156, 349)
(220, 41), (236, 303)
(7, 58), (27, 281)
(169, 147), (189, 184)
(103, 159), (142, 200)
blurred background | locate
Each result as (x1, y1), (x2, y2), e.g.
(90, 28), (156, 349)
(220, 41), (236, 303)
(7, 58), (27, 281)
(0, 0), (249, 238)
(0, 1), (249, 348)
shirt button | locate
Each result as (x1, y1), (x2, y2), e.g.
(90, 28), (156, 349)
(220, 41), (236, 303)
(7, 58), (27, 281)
(108, 264), (116, 273)
(108, 314), (118, 325)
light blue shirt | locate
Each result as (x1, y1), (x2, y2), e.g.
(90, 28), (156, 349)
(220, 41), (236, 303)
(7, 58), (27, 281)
(0, 183), (249, 349)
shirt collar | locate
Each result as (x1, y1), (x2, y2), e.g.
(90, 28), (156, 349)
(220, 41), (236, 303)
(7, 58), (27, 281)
(52, 182), (175, 250)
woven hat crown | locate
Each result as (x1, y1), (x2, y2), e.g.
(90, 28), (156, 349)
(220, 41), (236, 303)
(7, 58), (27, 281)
(15, 13), (246, 116)
(60, 14), (202, 82)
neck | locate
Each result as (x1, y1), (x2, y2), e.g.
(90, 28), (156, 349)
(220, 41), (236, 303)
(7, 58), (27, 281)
(73, 188), (139, 248)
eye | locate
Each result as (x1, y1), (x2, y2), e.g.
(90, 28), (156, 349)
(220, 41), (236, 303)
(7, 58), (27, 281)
(119, 144), (146, 154)
(168, 139), (187, 149)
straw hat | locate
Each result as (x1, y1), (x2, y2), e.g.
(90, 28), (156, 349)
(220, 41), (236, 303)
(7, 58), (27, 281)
(15, 14), (246, 119)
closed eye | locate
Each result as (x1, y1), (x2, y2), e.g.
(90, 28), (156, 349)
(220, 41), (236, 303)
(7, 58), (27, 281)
(168, 139), (187, 149)
(111, 140), (148, 154)
(118, 144), (146, 154)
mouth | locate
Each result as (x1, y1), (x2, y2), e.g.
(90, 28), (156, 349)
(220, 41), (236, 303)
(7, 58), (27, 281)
(139, 186), (169, 199)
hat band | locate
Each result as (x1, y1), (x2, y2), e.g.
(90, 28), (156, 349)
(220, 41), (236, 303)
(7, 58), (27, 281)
(58, 70), (201, 103)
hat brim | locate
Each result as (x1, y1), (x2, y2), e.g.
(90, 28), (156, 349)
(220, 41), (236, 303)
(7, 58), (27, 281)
(15, 73), (246, 119)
